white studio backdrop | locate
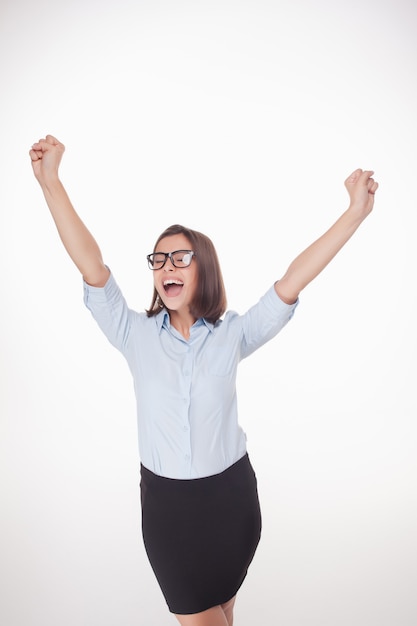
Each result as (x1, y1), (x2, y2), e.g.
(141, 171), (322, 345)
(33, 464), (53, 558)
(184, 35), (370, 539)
(1, 1), (416, 625)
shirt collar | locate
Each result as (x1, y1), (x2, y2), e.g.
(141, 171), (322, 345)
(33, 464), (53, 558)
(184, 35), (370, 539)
(155, 309), (214, 334)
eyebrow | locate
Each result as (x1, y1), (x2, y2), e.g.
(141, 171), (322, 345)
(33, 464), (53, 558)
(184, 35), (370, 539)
(153, 249), (191, 254)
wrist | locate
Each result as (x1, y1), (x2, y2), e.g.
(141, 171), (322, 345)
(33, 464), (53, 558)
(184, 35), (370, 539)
(346, 202), (372, 223)
(39, 175), (63, 195)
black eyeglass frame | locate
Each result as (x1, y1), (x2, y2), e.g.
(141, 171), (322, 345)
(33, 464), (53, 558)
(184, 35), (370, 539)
(147, 249), (196, 270)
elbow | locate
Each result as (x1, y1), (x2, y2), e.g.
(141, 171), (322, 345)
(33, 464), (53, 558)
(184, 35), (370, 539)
(274, 277), (299, 305)
(83, 264), (110, 288)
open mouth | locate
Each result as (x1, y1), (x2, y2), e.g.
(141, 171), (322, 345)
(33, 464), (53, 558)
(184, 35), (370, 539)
(163, 279), (184, 297)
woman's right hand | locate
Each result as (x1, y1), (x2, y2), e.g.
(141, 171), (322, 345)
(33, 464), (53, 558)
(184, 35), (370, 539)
(28, 135), (110, 286)
(29, 135), (65, 185)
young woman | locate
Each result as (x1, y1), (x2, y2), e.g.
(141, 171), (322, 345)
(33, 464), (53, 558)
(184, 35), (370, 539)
(29, 135), (378, 626)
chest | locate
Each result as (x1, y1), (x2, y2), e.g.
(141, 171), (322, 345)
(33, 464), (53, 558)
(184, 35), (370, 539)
(128, 320), (242, 387)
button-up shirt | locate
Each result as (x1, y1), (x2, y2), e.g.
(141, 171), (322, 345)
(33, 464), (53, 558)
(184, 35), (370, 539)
(84, 272), (298, 479)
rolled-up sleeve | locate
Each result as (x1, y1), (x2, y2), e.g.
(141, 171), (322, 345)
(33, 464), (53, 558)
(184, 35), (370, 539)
(240, 285), (299, 358)
(83, 271), (133, 352)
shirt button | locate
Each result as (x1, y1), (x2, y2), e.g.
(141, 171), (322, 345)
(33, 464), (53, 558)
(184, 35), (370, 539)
(183, 425), (188, 431)
(184, 454), (190, 461)
(184, 370), (190, 376)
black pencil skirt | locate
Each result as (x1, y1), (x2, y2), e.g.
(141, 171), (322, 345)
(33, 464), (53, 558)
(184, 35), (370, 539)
(140, 454), (262, 615)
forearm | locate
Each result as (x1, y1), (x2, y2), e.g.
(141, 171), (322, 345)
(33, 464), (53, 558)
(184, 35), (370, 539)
(275, 207), (366, 304)
(40, 178), (109, 286)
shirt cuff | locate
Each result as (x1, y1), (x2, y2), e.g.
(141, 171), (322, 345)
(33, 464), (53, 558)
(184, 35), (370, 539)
(267, 283), (299, 320)
(83, 268), (117, 305)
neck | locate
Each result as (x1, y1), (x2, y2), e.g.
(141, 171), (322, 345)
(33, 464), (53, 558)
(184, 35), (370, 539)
(168, 310), (196, 340)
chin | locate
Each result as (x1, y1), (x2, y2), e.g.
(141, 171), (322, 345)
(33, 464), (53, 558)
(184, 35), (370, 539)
(162, 299), (180, 311)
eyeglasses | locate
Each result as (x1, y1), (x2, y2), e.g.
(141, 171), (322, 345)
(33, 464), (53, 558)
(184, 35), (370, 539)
(147, 249), (196, 270)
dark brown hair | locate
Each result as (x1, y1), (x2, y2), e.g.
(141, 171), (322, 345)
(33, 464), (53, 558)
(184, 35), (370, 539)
(146, 224), (227, 324)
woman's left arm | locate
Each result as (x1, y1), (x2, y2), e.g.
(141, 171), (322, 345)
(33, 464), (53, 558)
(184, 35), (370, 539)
(275, 169), (378, 304)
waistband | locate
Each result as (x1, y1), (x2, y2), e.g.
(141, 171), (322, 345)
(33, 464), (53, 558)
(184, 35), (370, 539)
(140, 452), (250, 484)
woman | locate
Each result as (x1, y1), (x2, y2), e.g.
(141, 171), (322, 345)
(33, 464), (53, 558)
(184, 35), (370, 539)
(29, 135), (378, 626)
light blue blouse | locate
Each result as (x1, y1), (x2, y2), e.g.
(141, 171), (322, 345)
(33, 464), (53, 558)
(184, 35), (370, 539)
(84, 272), (298, 479)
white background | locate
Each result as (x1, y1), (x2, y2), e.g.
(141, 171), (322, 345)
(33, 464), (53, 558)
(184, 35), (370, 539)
(1, 1), (416, 625)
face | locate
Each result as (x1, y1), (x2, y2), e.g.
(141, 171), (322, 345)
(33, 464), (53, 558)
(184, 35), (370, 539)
(153, 234), (198, 319)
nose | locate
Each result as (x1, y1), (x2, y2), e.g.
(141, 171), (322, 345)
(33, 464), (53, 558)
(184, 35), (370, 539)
(163, 257), (175, 271)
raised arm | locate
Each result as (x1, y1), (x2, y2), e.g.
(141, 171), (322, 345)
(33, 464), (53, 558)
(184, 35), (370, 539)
(29, 135), (110, 287)
(275, 169), (378, 304)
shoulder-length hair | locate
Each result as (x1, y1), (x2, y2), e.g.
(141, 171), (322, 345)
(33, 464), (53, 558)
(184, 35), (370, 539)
(146, 224), (227, 324)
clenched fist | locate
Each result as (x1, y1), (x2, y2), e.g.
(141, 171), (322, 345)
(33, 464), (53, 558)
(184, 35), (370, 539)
(29, 135), (65, 185)
(345, 168), (379, 218)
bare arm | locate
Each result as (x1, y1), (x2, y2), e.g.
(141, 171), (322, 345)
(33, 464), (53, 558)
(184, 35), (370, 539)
(275, 169), (379, 304)
(29, 135), (110, 287)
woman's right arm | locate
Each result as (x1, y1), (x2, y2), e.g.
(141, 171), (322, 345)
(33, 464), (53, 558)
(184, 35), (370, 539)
(29, 135), (110, 287)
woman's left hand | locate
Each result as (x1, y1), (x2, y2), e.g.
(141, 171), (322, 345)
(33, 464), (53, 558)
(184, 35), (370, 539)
(345, 169), (379, 217)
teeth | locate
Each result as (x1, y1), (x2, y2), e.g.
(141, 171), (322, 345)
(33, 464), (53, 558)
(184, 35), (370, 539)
(163, 279), (184, 286)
